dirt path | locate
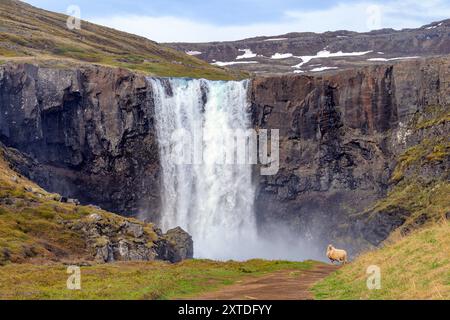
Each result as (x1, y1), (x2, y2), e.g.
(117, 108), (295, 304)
(192, 264), (339, 300)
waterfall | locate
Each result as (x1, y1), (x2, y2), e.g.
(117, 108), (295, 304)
(148, 77), (258, 260)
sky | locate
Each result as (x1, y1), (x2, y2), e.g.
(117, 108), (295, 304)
(23, 0), (450, 42)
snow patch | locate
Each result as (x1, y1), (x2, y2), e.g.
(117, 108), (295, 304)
(186, 50), (202, 56)
(367, 56), (419, 62)
(271, 53), (294, 59)
(212, 61), (258, 66)
(236, 49), (257, 60)
(264, 38), (288, 41)
(310, 66), (338, 72)
(292, 50), (372, 69)
(425, 22), (443, 30)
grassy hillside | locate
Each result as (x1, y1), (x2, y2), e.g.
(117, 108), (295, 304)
(313, 221), (449, 299)
(0, 0), (244, 80)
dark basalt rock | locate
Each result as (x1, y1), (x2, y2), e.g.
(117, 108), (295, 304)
(250, 57), (449, 252)
(0, 63), (161, 221)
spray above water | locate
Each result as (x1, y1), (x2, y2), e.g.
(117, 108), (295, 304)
(149, 78), (259, 260)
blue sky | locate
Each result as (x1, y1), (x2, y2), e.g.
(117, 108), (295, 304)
(24, 0), (450, 42)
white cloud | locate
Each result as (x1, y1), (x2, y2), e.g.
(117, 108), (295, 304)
(89, 0), (450, 42)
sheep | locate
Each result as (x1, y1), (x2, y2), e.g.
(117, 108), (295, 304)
(326, 244), (348, 265)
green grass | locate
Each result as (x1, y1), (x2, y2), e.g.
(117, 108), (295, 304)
(367, 179), (450, 234)
(413, 105), (450, 130)
(0, 259), (316, 300)
(312, 221), (449, 300)
(0, 0), (247, 80)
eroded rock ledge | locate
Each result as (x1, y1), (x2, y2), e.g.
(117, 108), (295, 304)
(68, 213), (193, 263)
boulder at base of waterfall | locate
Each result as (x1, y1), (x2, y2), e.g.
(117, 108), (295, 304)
(67, 214), (158, 263)
(156, 227), (194, 263)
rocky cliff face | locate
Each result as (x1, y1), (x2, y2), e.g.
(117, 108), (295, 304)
(250, 57), (449, 252)
(0, 63), (161, 220)
(0, 58), (448, 254)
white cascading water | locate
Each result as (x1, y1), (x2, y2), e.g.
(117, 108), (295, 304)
(148, 77), (258, 260)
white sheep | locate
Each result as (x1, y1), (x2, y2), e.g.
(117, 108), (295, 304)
(326, 244), (348, 264)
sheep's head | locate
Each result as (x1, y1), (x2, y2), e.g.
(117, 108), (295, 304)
(327, 244), (334, 251)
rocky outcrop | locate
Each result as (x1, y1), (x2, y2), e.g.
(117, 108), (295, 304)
(68, 213), (193, 263)
(68, 213), (156, 263)
(155, 227), (194, 263)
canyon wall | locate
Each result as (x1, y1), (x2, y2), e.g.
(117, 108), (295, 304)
(0, 58), (448, 253)
(250, 57), (449, 251)
(0, 63), (161, 219)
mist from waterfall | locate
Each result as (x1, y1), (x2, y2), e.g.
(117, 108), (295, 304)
(149, 77), (258, 260)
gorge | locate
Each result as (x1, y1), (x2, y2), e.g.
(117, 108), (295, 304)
(0, 56), (448, 260)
